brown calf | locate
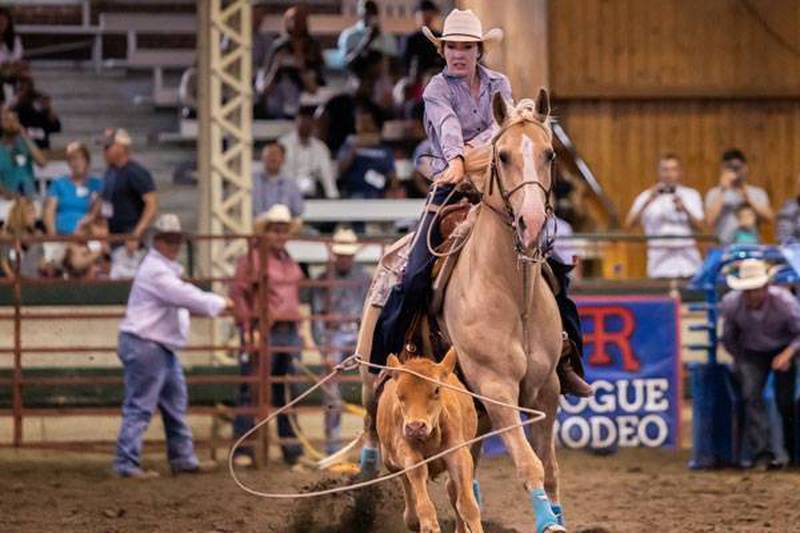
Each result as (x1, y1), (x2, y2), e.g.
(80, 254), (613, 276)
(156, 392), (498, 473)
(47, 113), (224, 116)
(376, 349), (482, 533)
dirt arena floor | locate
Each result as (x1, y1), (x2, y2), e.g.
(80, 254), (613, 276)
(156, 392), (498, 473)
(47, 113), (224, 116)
(1, 447), (797, 532)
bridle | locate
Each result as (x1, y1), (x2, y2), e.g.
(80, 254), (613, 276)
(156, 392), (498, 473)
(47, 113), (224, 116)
(481, 117), (557, 264)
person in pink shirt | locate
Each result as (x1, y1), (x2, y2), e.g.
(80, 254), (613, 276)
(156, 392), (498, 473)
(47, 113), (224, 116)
(228, 204), (305, 467)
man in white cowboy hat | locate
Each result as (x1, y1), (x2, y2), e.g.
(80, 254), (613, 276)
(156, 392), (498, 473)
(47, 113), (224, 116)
(720, 258), (799, 468)
(229, 203), (307, 468)
(311, 226), (371, 454)
(113, 213), (231, 478)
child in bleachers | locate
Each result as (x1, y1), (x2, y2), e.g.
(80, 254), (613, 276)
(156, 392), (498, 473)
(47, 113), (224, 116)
(731, 204), (760, 245)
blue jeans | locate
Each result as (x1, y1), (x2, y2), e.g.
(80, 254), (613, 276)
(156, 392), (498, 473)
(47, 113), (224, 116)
(233, 322), (303, 464)
(370, 184), (461, 371)
(113, 332), (198, 474)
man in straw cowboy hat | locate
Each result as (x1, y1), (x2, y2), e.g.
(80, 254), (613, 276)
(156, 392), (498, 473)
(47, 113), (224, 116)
(311, 226), (371, 454)
(720, 258), (799, 468)
(113, 214), (231, 478)
(367, 8), (591, 405)
(229, 204), (308, 468)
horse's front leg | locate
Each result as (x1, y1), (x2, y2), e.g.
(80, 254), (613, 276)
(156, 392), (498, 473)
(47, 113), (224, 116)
(529, 372), (564, 527)
(475, 374), (564, 533)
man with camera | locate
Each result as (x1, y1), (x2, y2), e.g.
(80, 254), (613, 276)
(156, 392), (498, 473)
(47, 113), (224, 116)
(625, 154), (704, 278)
(705, 148), (773, 245)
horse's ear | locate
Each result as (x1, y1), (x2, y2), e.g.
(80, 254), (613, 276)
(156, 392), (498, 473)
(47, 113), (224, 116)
(387, 354), (401, 379)
(438, 349), (457, 378)
(535, 87), (550, 121)
(492, 92), (509, 126)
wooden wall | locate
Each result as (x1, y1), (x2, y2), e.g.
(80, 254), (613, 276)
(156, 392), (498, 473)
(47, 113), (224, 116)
(550, 0), (800, 98)
(559, 100), (800, 223)
(547, 0), (800, 234)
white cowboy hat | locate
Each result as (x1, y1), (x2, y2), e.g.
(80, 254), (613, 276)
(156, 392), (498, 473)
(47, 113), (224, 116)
(254, 204), (292, 232)
(726, 259), (771, 291)
(153, 213), (184, 236)
(330, 227), (360, 256)
(421, 9), (503, 49)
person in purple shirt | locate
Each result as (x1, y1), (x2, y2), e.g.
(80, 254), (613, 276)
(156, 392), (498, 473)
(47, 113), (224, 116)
(720, 259), (799, 469)
(367, 9), (591, 404)
(113, 214), (231, 478)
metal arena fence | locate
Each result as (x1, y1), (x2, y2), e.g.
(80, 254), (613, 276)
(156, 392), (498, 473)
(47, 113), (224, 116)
(0, 232), (386, 467)
(0, 231), (719, 465)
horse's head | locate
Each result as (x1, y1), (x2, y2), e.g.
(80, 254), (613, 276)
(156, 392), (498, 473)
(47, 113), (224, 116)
(387, 350), (457, 441)
(488, 89), (554, 253)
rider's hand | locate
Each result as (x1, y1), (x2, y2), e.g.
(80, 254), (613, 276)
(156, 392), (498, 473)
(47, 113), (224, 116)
(437, 157), (465, 185)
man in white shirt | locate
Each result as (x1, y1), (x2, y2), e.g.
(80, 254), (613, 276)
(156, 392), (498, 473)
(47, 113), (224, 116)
(113, 214), (230, 478)
(279, 107), (339, 199)
(625, 154), (705, 278)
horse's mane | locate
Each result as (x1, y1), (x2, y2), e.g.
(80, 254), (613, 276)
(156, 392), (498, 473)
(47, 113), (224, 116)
(499, 98), (552, 140)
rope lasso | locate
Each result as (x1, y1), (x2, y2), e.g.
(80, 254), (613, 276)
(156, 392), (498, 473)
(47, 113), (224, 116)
(228, 354), (547, 499)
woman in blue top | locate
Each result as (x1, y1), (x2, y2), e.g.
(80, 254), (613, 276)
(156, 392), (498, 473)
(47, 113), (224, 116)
(43, 141), (103, 235)
(370, 9), (591, 397)
(0, 106), (46, 198)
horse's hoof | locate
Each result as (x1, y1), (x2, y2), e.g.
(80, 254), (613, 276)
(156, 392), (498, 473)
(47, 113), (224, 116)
(542, 525), (566, 533)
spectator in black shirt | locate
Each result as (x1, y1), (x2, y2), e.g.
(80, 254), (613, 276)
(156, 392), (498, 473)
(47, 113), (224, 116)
(402, 1), (444, 76)
(95, 128), (158, 254)
(12, 76), (61, 150)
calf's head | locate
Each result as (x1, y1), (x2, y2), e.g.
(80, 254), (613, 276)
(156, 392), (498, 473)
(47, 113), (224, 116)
(387, 351), (457, 441)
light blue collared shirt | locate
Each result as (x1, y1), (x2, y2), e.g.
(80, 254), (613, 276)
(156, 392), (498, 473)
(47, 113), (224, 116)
(119, 249), (226, 351)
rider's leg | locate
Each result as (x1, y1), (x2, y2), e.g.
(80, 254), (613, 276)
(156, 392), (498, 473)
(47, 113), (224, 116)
(547, 257), (593, 397)
(369, 184), (462, 370)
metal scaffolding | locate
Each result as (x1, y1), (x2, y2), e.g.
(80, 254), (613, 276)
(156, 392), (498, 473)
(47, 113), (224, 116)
(197, 0), (253, 277)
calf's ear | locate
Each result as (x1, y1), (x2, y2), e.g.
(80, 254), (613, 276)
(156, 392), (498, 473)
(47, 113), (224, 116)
(387, 354), (401, 379)
(439, 349), (457, 378)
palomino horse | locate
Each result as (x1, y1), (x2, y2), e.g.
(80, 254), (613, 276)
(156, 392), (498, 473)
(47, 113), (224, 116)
(357, 89), (566, 533)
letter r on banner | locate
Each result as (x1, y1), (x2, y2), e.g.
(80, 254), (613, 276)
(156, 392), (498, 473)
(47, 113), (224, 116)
(580, 306), (641, 372)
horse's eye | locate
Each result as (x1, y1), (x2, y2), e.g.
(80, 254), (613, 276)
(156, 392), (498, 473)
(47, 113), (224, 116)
(498, 151), (510, 165)
(545, 149), (556, 163)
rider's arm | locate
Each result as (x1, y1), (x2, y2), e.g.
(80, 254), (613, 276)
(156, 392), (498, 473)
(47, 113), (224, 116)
(422, 77), (464, 164)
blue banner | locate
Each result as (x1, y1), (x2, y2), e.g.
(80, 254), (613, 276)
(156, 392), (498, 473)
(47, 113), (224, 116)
(485, 296), (681, 455)
(557, 296), (681, 450)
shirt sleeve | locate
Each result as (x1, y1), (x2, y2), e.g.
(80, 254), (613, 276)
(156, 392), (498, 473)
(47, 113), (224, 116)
(748, 186), (771, 210)
(683, 188), (705, 221)
(46, 178), (62, 199)
(151, 270), (227, 317)
(289, 182), (305, 217)
(423, 77), (464, 162)
(228, 255), (253, 326)
(337, 28), (354, 58)
(704, 187), (720, 210)
(316, 143), (339, 199)
(629, 191), (648, 220)
(718, 292), (742, 358)
(129, 165), (156, 196)
(779, 289), (800, 352)
(497, 75), (513, 102)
